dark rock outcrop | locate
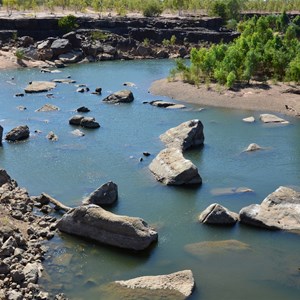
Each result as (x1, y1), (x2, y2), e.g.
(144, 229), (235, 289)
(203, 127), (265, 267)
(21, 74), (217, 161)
(5, 125), (30, 142)
(102, 90), (134, 104)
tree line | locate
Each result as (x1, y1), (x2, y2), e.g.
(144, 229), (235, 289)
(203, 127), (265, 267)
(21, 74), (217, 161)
(1, 0), (300, 16)
(172, 13), (300, 87)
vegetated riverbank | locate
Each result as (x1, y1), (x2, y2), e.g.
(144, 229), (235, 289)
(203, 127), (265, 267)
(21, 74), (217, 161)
(150, 78), (300, 117)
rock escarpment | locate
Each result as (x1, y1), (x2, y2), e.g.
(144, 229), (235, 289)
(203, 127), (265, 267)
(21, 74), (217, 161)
(57, 205), (158, 251)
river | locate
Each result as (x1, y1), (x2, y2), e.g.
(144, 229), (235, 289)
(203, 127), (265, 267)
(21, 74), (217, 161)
(0, 59), (299, 299)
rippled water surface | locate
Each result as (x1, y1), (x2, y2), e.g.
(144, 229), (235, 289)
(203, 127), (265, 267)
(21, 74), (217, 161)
(0, 60), (300, 300)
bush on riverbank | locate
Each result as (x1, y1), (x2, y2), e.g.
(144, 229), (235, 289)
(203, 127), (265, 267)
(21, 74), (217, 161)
(171, 13), (300, 88)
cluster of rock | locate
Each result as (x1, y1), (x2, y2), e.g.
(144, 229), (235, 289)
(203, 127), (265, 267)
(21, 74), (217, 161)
(198, 186), (300, 233)
(149, 119), (204, 185)
(0, 169), (68, 300)
(0, 16), (239, 68)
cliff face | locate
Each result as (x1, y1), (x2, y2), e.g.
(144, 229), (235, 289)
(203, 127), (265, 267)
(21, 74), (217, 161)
(0, 16), (239, 43)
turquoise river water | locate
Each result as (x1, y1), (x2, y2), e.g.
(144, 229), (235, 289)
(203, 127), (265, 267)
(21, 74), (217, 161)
(0, 60), (300, 299)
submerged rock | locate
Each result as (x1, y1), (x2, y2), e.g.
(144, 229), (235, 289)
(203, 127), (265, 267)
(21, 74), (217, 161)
(113, 270), (195, 299)
(239, 186), (300, 232)
(53, 78), (76, 84)
(57, 205), (158, 250)
(185, 240), (251, 256)
(210, 187), (254, 196)
(5, 125), (30, 142)
(71, 129), (85, 137)
(259, 114), (289, 124)
(199, 203), (239, 225)
(149, 148), (202, 186)
(24, 81), (56, 93)
(102, 90), (134, 104)
(160, 119), (204, 151)
(83, 181), (118, 206)
(46, 131), (58, 141)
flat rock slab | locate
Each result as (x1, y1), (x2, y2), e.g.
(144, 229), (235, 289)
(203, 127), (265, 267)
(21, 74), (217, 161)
(149, 148), (202, 186)
(210, 187), (254, 196)
(53, 79), (76, 84)
(24, 81), (56, 93)
(57, 205), (158, 251)
(259, 114), (289, 124)
(239, 186), (300, 232)
(160, 119), (204, 150)
(102, 90), (134, 103)
(150, 100), (186, 109)
(113, 270), (194, 299)
(199, 203), (239, 225)
(185, 240), (251, 256)
(35, 104), (59, 112)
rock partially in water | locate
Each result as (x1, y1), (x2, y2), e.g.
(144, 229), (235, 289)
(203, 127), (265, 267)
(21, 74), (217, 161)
(243, 116), (255, 123)
(71, 129), (85, 137)
(199, 203), (239, 225)
(58, 50), (83, 64)
(113, 270), (195, 299)
(36, 104), (60, 112)
(24, 81), (56, 93)
(46, 131), (58, 141)
(77, 106), (90, 113)
(123, 82), (136, 87)
(149, 148), (202, 186)
(80, 117), (100, 129)
(259, 114), (289, 124)
(185, 240), (251, 256)
(57, 205), (158, 251)
(69, 115), (84, 126)
(239, 186), (300, 232)
(244, 143), (262, 152)
(150, 100), (186, 109)
(53, 78), (76, 84)
(102, 90), (134, 104)
(5, 125), (30, 142)
(160, 119), (204, 151)
(83, 181), (118, 206)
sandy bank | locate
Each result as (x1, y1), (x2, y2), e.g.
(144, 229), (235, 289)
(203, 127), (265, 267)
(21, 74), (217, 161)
(150, 78), (300, 117)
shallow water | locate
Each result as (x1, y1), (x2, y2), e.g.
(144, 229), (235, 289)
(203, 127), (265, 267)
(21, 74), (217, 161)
(0, 60), (300, 300)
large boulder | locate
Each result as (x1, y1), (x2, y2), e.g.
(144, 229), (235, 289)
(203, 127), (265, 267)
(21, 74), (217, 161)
(149, 148), (202, 185)
(24, 81), (56, 93)
(58, 51), (83, 64)
(57, 205), (158, 251)
(5, 125), (30, 142)
(160, 119), (204, 151)
(239, 186), (300, 232)
(102, 90), (134, 104)
(113, 270), (195, 299)
(62, 31), (82, 48)
(50, 38), (72, 57)
(80, 117), (100, 129)
(0, 169), (11, 186)
(83, 181), (118, 206)
(199, 203), (239, 225)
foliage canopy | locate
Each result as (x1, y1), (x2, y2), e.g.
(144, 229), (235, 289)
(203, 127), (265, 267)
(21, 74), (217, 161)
(172, 13), (300, 87)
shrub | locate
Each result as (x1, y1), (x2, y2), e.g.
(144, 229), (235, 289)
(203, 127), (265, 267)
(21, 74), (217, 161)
(58, 15), (78, 32)
(15, 48), (25, 60)
(170, 35), (176, 45)
(91, 30), (109, 41)
(143, 0), (163, 17)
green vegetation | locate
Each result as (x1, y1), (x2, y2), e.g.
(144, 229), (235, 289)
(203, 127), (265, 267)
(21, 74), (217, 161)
(171, 13), (300, 87)
(162, 35), (177, 46)
(15, 48), (25, 59)
(58, 14), (78, 32)
(90, 30), (109, 41)
(2, 1), (300, 16)
(143, 0), (163, 17)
